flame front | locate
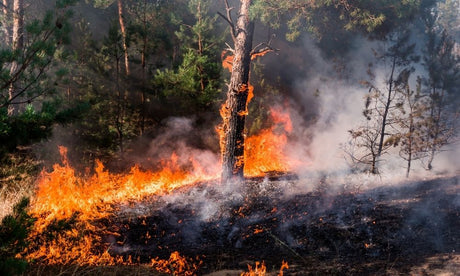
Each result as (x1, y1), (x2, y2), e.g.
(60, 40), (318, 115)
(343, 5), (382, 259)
(25, 146), (218, 267)
(31, 147), (218, 226)
(241, 261), (267, 276)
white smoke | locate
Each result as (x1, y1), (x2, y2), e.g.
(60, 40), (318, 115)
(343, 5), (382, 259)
(284, 34), (459, 183)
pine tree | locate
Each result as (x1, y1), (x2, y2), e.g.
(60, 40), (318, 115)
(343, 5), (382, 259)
(0, 0), (76, 112)
(396, 77), (428, 177)
(421, 12), (459, 170)
(154, 0), (223, 115)
(348, 28), (419, 174)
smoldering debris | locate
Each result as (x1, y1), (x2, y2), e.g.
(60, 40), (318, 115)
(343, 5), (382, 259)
(98, 175), (460, 274)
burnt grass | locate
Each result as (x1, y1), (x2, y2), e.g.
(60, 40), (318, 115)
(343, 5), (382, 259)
(102, 175), (459, 275)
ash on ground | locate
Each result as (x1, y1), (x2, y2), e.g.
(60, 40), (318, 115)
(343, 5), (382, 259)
(104, 175), (459, 275)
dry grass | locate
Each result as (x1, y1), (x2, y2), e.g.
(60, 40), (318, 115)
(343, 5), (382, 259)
(0, 150), (41, 220)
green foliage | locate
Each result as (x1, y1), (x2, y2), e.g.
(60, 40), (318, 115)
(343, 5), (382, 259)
(128, 0), (175, 66)
(154, 0), (223, 114)
(0, 105), (55, 155)
(251, 0), (436, 41)
(0, 197), (35, 276)
(0, 1), (76, 111)
(101, 21), (124, 60)
(0, 100), (90, 157)
(64, 19), (142, 157)
(154, 49), (221, 110)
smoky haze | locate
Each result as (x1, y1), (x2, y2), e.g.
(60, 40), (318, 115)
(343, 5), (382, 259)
(32, 0), (458, 181)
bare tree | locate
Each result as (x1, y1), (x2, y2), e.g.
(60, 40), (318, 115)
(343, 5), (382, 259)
(348, 28), (418, 174)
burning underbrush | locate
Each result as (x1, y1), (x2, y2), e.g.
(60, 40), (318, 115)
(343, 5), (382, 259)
(23, 158), (459, 275)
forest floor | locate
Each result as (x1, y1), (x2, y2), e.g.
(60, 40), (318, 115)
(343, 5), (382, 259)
(25, 174), (460, 275)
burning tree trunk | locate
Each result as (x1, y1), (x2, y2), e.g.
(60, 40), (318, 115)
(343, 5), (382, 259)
(220, 0), (254, 182)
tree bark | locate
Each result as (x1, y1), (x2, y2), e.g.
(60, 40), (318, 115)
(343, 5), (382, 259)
(221, 0), (254, 182)
(2, 0), (9, 44)
(7, 0), (23, 116)
(117, 0), (129, 76)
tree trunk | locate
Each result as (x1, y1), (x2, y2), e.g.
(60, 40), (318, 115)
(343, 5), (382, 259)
(373, 56), (396, 173)
(221, 0), (254, 182)
(7, 0), (23, 116)
(426, 89), (445, 170)
(115, 55), (124, 155)
(140, 0), (147, 135)
(117, 0), (129, 76)
(406, 118), (414, 178)
(2, 0), (9, 44)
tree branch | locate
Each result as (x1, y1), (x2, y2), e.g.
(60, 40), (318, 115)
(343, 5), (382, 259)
(250, 34), (279, 58)
(217, 0), (236, 43)
(1, 58), (52, 108)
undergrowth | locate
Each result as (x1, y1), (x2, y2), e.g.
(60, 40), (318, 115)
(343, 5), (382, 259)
(0, 197), (35, 276)
(0, 149), (41, 220)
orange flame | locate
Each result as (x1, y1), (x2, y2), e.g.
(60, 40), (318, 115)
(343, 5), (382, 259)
(240, 261), (288, 276)
(220, 49), (296, 177)
(25, 146), (218, 267)
(244, 107), (294, 176)
(221, 50), (234, 72)
(150, 251), (201, 275)
(241, 261), (267, 276)
(31, 147), (218, 227)
(278, 260), (289, 276)
(221, 48), (272, 73)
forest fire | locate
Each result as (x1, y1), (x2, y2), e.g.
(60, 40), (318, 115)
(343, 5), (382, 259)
(19, 46), (301, 274)
(1, 0), (458, 275)
(24, 104), (299, 268)
(219, 49), (295, 177)
(23, 100), (300, 273)
(30, 146), (219, 226)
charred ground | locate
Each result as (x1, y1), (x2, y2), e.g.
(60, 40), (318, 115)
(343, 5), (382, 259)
(86, 175), (460, 275)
